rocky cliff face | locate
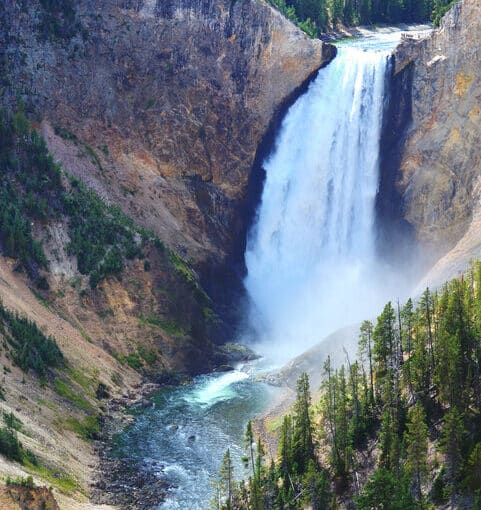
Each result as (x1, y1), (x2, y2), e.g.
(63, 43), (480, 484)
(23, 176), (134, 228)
(384, 0), (481, 285)
(1, 0), (335, 320)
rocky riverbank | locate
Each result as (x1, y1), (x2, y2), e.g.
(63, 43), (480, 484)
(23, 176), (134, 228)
(91, 382), (167, 509)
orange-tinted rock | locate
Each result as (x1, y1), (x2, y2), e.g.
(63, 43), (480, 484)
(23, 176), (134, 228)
(392, 0), (481, 266)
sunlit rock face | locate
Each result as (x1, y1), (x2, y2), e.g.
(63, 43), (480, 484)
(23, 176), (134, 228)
(0, 0), (335, 324)
(388, 0), (481, 284)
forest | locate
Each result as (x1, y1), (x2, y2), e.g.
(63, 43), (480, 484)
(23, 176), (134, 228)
(213, 262), (481, 509)
(269, 0), (458, 36)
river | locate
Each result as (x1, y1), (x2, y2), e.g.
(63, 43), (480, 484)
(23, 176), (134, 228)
(112, 363), (281, 509)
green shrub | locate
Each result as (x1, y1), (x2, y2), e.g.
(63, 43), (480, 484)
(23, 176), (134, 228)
(0, 302), (63, 377)
(0, 426), (35, 464)
(138, 315), (185, 336)
(137, 346), (157, 365)
(124, 353), (143, 370)
(6, 475), (35, 488)
(3, 411), (23, 432)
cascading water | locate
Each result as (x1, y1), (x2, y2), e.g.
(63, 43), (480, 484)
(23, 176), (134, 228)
(245, 37), (402, 362)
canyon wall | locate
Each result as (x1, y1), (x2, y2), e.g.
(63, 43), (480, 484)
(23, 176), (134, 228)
(386, 0), (481, 286)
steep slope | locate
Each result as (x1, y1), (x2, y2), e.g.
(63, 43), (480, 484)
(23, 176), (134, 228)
(0, 254), (138, 510)
(0, 0), (335, 320)
(383, 0), (481, 287)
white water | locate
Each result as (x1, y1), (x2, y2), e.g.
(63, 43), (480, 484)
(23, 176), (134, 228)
(183, 369), (249, 407)
(245, 35), (406, 362)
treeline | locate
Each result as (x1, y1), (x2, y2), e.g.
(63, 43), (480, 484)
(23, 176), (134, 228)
(269, 0), (458, 37)
(214, 261), (481, 508)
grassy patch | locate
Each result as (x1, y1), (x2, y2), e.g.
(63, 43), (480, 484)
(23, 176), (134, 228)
(28, 462), (78, 494)
(54, 379), (92, 411)
(78, 327), (92, 343)
(30, 289), (52, 311)
(137, 346), (157, 365)
(83, 145), (103, 173)
(65, 414), (101, 441)
(36, 398), (57, 412)
(168, 251), (197, 286)
(123, 353), (143, 370)
(67, 369), (95, 395)
(264, 414), (284, 435)
(138, 315), (185, 336)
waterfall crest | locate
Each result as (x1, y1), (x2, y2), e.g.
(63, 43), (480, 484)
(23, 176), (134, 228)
(245, 43), (395, 361)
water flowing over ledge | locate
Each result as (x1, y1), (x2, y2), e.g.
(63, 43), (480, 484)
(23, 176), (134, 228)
(245, 36), (398, 362)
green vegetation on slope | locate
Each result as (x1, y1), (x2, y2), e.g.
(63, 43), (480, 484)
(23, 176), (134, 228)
(215, 261), (481, 509)
(0, 413), (37, 467)
(0, 107), (194, 291)
(0, 105), (215, 377)
(0, 301), (63, 378)
(0, 106), (146, 288)
(0, 109), (61, 282)
(269, 0), (459, 37)
(64, 179), (143, 288)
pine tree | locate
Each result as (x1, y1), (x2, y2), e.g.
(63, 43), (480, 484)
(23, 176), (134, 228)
(219, 449), (234, 510)
(439, 407), (465, 487)
(404, 402), (429, 504)
(359, 320), (375, 404)
(292, 372), (315, 475)
(244, 420), (256, 481)
(278, 415), (293, 480)
(465, 443), (481, 493)
(301, 460), (329, 510)
(373, 302), (396, 391)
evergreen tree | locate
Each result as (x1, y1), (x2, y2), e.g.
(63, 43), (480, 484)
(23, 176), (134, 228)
(244, 420), (256, 481)
(292, 372), (315, 475)
(465, 443), (481, 493)
(356, 468), (416, 510)
(219, 449), (234, 510)
(439, 408), (465, 487)
(278, 415), (293, 481)
(404, 402), (429, 504)
(359, 320), (375, 404)
(301, 460), (329, 510)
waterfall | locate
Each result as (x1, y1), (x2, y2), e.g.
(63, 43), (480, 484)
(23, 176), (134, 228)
(245, 41), (397, 362)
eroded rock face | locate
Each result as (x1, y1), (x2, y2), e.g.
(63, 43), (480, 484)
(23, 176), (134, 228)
(388, 0), (481, 279)
(1, 0), (335, 307)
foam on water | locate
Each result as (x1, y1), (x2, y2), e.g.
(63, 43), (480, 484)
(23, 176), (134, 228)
(183, 370), (249, 407)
